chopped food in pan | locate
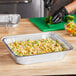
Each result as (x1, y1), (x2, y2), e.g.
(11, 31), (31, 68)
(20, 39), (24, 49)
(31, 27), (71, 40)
(8, 38), (64, 56)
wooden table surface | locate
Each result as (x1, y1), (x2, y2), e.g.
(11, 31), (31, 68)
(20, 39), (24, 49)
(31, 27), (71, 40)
(0, 19), (76, 76)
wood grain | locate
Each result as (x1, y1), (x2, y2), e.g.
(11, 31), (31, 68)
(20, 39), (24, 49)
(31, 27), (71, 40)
(0, 19), (76, 76)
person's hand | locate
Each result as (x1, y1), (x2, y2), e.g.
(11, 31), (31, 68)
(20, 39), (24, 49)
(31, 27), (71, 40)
(52, 7), (68, 24)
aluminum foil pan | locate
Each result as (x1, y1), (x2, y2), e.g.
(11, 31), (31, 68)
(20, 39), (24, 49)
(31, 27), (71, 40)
(0, 14), (20, 27)
(2, 32), (73, 64)
(0, 14), (20, 39)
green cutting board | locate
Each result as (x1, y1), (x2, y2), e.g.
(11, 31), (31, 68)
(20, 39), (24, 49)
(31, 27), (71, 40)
(29, 15), (76, 32)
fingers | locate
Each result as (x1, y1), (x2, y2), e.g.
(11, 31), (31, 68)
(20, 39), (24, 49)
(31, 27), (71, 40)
(52, 17), (62, 24)
(52, 13), (63, 24)
(53, 17), (60, 24)
(52, 14), (58, 21)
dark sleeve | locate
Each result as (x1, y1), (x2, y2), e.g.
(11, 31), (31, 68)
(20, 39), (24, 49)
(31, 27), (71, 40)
(49, 0), (71, 16)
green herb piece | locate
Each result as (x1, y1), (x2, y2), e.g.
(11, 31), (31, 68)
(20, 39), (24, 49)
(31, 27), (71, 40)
(55, 44), (57, 46)
(18, 46), (20, 48)
(17, 43), (19, 45)
(27, 40), (30, 42)
(16, 52), (21, 56)
(27, 52), (30, 56)
(51, 40), (54, 44)
(32, 42), (34, 47)
(27, 43), (29, 46)
(34, 41), (38, 44)
(23, 55), (26, 56)
(45, 40), (47, 43)
(11, 47), (13, 50)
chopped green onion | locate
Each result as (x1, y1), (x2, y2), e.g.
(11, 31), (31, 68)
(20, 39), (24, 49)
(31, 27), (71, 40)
(23, 55), (26, 56)
(45, 40), (47, 43)
(51, 40), (54, 44)
(11, 47), (13, 50)
(32, 42), (34, 47)
(27, 43), (29, 46)
(18, 46), (20, 48)
(34, 41), (38, 44)
(16, 52), (21, 56)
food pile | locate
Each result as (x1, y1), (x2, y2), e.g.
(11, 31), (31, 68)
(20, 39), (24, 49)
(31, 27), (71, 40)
(65, 15), (76, 36)
(8, 38), (64, 56)
(65, 15), (75, 23)
(65, 22), (76, 36)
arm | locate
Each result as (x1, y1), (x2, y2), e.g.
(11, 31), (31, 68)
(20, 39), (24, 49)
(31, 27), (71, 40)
(52, 0), (76, 24)
(65, 0), (76, 13)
